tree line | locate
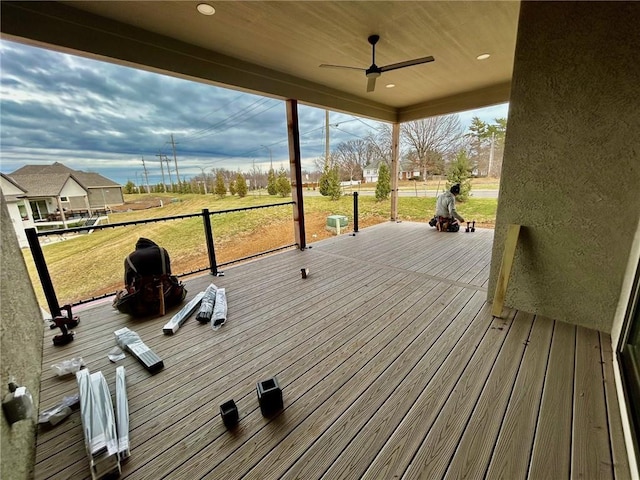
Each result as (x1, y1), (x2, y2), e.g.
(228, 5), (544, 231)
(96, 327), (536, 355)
(124, 114), (506, 202)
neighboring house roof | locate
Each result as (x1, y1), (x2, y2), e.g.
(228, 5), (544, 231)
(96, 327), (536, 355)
(9, 162), (121, 188)
(364, 159), (388, 169)
(5, 173), (82, 197)
(10, 162), (74, 175)
(74, 171), (121, 188)
(0, 172), (27, 193)
(0, 172), (28, 201)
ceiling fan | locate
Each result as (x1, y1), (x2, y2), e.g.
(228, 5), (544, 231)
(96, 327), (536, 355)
(320, 34), (435, 93)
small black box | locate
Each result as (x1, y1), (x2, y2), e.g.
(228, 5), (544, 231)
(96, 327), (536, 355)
(256, 376), (283, 417)
(220, 400), (239, 429)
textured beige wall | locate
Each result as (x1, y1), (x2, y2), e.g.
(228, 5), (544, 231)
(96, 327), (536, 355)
(1, 193), (44, 479)
(488, 2), (640, 332)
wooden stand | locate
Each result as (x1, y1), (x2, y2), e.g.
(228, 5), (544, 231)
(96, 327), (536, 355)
(492, 224), (521, 318)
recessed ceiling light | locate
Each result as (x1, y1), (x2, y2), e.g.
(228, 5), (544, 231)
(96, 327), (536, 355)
(385, 83), (396, 89)
(197, 3), (215, 15)
(476, 53), (491, 60)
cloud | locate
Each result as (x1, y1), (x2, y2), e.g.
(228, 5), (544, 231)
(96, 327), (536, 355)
(1, 39), (508, 185)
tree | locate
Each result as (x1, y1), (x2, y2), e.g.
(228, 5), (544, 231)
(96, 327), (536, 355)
(229, 178), (237, 196)
(446, 150), (473, 202)
(275, 167), (291, 197)
(332, 139), (376, 182)
(465, 116), (507, 177)
(318, 161), (331, 196)
(375, 162), (391, 201)
(267, 167), (277, 195)
(319, 162), (341, 200)
(123, 180), (136, 194)
(401, 114), (464, 179)
(366, 124), (393, 165)
(236, 172), (248, 197)
(214, 172), (226, 198)
(248, 163), (264, 191)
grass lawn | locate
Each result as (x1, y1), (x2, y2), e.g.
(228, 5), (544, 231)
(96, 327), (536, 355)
(23, 191), (497, 309)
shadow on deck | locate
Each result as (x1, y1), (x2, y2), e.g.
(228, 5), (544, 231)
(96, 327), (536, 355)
(34, 222), (631, 479)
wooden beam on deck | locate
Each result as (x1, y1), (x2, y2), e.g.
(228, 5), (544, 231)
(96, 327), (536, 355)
(492, 223), (521, 317)
(286, 99), (306, 249)
(390, 123), (400, 222)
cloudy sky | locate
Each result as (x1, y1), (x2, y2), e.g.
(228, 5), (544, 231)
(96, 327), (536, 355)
(0, 39), (508, 186)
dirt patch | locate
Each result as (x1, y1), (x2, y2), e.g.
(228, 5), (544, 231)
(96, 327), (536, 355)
(110, 197), (165, 212)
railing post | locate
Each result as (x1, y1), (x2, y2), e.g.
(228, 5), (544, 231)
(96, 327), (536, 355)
(353, 192), (359, 233)
(202, 209), (218, 275)
(26, 227), (61, 318)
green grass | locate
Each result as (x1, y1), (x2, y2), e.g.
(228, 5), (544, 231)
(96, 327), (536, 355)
(23, 192), (497, 308)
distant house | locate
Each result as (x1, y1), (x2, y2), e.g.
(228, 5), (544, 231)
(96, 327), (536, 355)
(0, 162), (124, 247)
(363, 160), (421, 183)
(398, 169), (422, 181)
(10, 162), (124, 209)
(363, 162), (382, 183)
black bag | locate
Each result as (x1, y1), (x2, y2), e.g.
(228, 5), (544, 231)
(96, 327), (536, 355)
(115, 274), (186, 317)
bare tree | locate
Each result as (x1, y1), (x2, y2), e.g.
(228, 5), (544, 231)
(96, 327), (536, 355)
(401, 114), (464, 179)
(248, 162), (265, 190)
(366, 124), (393, 165)
(332, 139), (376, 181)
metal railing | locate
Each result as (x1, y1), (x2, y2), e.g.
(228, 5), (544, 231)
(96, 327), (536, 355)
(26, 201), (296, 316)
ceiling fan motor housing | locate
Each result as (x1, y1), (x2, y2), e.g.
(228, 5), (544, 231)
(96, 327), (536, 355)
(366, 67), (381, 78)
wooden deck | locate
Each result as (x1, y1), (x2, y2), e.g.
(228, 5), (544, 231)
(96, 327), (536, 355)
(34, 221), (631, 479)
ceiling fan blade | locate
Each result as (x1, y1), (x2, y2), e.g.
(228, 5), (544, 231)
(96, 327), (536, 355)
(366, 76), (377, 93)
(380, 56), (435, 72)
(319, 63), (366, 71)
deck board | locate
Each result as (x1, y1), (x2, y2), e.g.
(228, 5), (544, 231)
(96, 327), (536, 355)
(272, 289), (483, 480)
(33, 222), (632, 480)
(573, 327), (615, 478)
(528, 320), (576, 478)
(443, 311), (535, 479)
(484, 315), (554, 479)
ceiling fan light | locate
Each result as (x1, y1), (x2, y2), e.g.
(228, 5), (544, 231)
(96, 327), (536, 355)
(476, 53), (491, 60)
(197, 3), (216, 15)
(386, 84), (396, 89)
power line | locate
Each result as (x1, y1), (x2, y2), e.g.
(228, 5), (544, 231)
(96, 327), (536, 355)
(351, 115), (380, 130)
(179, 97), (279, 144)
(332, 125), (371, 141)
(152, 96), (277, 156)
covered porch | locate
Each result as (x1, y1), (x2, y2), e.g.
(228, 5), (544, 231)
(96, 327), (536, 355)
(35, 222), (630, 479)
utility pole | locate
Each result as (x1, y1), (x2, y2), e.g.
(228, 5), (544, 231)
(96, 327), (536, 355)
(163, 154), (174, 189)
(156, 154), (167, 192)
(325, 109), (330, 165)
(141, 156), (151, 193)
(170, 134), (181, 187)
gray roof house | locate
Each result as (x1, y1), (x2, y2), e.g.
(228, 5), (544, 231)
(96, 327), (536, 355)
(1, 163), (124, 247)
(10, 162), (124, 210)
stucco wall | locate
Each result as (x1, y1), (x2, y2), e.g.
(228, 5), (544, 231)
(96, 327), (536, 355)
(488, 2), (640, 332)
(1, 194), (44, 480)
